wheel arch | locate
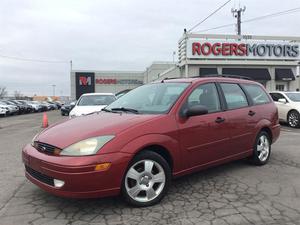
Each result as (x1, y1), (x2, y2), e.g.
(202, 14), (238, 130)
(120, 134), (182, 174)
(260, 127), (273, 144)
(137, 145), (173, 171)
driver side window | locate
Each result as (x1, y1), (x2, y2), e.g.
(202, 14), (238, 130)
(187, 83), (221, 113)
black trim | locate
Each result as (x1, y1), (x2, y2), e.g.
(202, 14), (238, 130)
(222, 68), (271, 80)
(275, 69), (295, 81)
(215, 82), (227, 111)
(199, 68), (218, 76)
(25, 166), (54, 186)
(239, 84), (254, 106)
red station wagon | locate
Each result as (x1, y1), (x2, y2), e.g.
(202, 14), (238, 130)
(22, 76), (280, 207)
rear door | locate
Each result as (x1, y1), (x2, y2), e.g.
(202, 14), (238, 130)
(218, 83), (254, 154)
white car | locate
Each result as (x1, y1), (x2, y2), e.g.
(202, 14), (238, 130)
(69, 93), (116, 117)
(269, 91), (300, 128)
(0, 106), (8, 116)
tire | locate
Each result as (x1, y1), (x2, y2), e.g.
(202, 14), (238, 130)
(250, 131), (271, 166)
(121, 151), (171, 207)
(287, 110), (300, 128)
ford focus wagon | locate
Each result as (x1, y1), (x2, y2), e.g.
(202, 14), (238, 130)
(22, 76), (280, 207)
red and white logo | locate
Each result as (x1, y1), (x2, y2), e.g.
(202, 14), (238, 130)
(79, 76), (92, 86)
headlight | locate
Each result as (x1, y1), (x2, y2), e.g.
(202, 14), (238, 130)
(31, 133), (40, 146)
(60, 135), (115, 156)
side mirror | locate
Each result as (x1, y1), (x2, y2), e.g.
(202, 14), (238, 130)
(183, 105), (208, 118)
(278, 98), (287, 104)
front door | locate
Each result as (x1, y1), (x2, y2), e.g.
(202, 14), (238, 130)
(177, 83), (231, 168)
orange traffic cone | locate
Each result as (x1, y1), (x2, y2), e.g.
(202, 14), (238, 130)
(42, 112), (48, 128)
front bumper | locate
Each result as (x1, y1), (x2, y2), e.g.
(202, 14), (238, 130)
(22, 144), (132, 198)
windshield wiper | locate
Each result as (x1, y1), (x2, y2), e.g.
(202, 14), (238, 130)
(101, 108), (120, 114)
(110, 107), (139, 114)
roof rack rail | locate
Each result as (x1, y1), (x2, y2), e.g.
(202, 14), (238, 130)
(200, 74), (252, 80)
(160, 74), (252, 82)
(161, 77), (182, 82)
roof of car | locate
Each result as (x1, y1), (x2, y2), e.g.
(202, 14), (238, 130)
(81, 93), (115, 96)
(156, 76), (259, 85)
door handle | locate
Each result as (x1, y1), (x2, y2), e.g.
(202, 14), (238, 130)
(248, 110), (256, 116)
(215, 117), (225, 123)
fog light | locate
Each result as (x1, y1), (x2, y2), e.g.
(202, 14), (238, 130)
(95, 162), (111, 171)
(54, 179), (65, 188)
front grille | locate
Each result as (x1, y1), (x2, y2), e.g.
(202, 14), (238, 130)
(25, 165), (54, 186)
(34, 141), (61, 155)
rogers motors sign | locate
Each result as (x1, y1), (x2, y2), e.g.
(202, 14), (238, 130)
(186, 39), (300, 60)
(96, 78), (143, 85)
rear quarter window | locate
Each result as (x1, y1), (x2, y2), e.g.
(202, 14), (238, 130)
(242, 84), (271, 105)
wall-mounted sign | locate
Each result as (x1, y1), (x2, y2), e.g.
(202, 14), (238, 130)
(187, 39), (300, 60)
(75, 72), (95, 99)
(96, 79), (143, 85)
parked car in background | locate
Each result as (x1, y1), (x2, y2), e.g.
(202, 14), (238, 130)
(54, 101), (62, 109)
(69, 93), (116, 117)
(14, 100), (33, 113)
(9, 100), (27, 114)
(0, 101), (19, 115)
(25, 101), (43, 112)
(0, 106), (8, 117)
(23, 77), (280, 207)
(1, 100), (22, 114)
(47, 101), (58, 110)
(61, 101), (76, 116)
(269, 91), (300, 128)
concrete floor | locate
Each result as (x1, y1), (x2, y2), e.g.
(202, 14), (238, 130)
(0, 111), (300, 225)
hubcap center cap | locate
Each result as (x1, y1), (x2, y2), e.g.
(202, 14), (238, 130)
(140, 175), (150, 185)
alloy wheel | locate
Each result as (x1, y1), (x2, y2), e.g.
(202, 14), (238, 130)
(288, 112), (299, 127)
(257, 135), (270, 162)
(125, 159), (166, 203)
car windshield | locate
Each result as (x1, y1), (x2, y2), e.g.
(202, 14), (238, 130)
(106, 82), (190, 114)
(77, 95), (116, 106)
(285, 93), (300, 102)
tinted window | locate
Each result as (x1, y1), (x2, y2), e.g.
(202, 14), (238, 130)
(220, 83), (248, 109)
(242, 84), (270, 105)
(269, 93), (285, 102)
(187, 83), (220, 113)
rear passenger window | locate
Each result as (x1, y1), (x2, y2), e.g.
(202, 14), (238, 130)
(220, 83), (248, 109)
(242, 84), (270, 105)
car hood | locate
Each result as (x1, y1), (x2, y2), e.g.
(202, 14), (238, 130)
(70, 105), (107, 117)
(36, 112), (160, 149)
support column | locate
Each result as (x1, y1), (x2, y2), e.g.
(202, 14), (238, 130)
(185, 64), (189, 78)
(268, 67), (276, 91)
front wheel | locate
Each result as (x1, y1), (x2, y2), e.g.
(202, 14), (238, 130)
(288, 110), (300, 128)
(250, 131), (271, 165)
(122, 151), (171, 207)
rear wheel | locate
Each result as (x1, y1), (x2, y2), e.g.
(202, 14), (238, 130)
(287, 110), (300, 128)
(122, 151), (171, 207)
(250, 131), (271, 165)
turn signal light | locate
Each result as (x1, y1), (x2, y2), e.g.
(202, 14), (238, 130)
(95, 163), (111, 171)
